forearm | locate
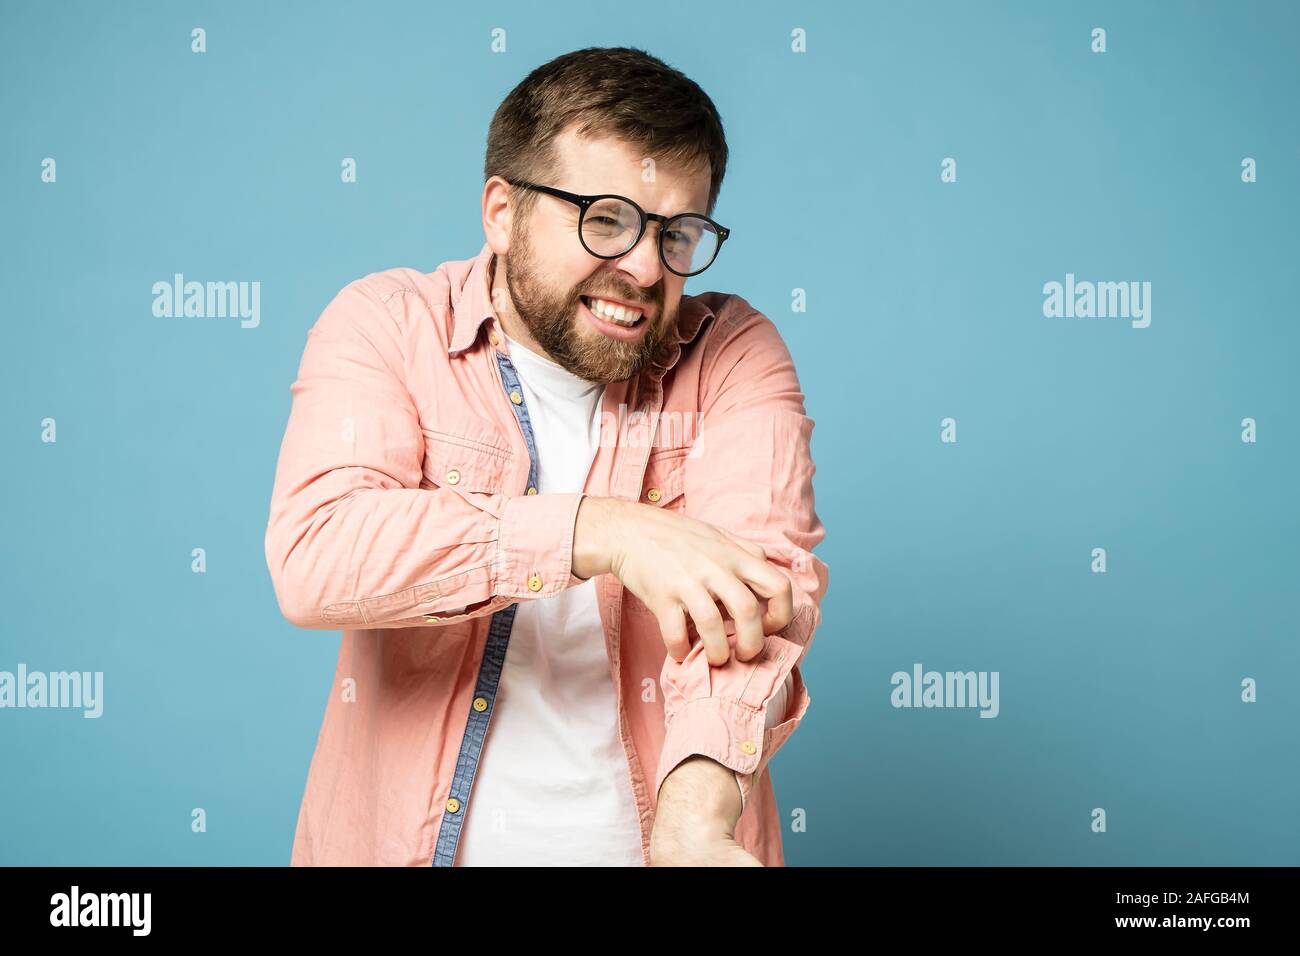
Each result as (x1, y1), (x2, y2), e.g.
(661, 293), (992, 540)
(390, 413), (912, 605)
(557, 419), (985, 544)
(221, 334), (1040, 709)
(265, 277), (591, 631)
(266, 483), (584, 630)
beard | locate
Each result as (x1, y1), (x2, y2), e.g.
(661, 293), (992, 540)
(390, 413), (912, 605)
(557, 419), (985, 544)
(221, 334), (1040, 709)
(500, 226), (672, 385)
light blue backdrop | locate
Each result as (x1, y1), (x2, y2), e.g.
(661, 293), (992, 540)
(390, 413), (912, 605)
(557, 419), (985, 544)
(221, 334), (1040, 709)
(2, 0), (1296, 865)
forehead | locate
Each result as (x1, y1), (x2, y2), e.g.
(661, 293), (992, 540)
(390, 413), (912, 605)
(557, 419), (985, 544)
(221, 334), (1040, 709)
(551, 124), (712, 214)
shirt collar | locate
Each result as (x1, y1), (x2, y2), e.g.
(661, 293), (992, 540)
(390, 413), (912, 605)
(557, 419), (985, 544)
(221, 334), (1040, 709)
(447, 241), (498, 355)
(447, 240), (714, 380)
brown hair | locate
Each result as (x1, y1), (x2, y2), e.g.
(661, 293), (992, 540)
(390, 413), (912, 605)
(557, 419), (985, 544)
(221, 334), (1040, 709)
(484, 46), (729, 222)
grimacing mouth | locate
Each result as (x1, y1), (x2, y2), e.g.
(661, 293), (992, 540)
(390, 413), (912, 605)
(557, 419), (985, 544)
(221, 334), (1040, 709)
(580, 294), (651, 327)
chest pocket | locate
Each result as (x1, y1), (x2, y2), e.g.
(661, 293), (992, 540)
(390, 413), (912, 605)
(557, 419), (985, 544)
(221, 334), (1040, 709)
(640, 446), (689, 510)
(421, 427), (513, 494)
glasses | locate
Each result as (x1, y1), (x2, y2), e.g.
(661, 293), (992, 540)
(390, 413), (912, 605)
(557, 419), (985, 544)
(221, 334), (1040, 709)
(506, 179), (730, 277)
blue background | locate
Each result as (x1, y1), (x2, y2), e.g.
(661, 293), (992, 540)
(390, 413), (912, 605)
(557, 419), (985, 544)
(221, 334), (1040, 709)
(2, 0), (1296, 865)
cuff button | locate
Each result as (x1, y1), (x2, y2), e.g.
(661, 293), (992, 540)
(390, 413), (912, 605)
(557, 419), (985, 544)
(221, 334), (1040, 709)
(740, 740), (757, 755)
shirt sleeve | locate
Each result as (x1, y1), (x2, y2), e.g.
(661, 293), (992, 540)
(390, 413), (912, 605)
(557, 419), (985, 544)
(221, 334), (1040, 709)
(653, 304), (830, 815)
(263, 279), (584, 630)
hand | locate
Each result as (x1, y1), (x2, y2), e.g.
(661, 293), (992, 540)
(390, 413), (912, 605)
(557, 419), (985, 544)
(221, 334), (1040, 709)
(650, 755), (763, 866)
(572, 496), (794, 666)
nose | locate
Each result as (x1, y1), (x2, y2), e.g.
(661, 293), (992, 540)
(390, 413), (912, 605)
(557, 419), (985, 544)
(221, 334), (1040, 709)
(613, 220), (667, 290)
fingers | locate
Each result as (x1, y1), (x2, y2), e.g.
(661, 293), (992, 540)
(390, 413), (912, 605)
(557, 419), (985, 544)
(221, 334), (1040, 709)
(710, 529), (793, 633)
(760, 587), (794, 635)
(679, 585), (730, 667)
(670, 545), (794, 665)
(727, 554), (795, 634)
(632, 515), (796, 665)
(703, 571), (766, 662)
(655, 604), (691, 662)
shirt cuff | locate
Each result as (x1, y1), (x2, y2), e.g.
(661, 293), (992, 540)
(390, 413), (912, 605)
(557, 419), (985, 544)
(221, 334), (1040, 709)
(654, 662), (800, 816)
(494, 492), (585, 599)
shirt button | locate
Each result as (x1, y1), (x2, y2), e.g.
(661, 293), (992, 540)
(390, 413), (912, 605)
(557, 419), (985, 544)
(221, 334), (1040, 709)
(646, 488), (662, 503)
(509, 390), (523, 405)
(489, 331), (500, 346)
(446, 469), (460, 485)
(527, 486), (538, 495)
(424, 615), (442, 623)
(527, 574), (543, 592)
(472, 696), (488, 712)
(445, 798), (460, 813)
(740, 741), (757, 755)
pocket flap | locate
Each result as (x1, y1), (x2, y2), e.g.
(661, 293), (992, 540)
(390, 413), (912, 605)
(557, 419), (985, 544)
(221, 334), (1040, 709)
(422, 428), (511, 494)
(641, 447), (689, 506)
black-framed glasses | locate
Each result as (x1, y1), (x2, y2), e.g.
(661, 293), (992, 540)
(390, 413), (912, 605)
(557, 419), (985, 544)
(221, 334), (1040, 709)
(506, 179), (730, 277)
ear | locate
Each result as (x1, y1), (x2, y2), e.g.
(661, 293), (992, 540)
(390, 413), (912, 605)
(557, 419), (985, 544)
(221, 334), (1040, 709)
(483, 176), (514, 255)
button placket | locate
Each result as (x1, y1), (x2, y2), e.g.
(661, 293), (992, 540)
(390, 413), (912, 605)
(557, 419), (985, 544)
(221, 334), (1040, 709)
(431, 351), (544, 867)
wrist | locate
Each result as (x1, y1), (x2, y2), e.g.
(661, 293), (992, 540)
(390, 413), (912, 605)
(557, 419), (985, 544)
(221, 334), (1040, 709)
(657, 755), (741, 822)
(572, 495), (625, 580)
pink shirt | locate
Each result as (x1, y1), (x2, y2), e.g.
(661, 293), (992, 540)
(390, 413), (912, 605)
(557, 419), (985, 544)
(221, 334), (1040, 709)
(264, 241), (829, 866)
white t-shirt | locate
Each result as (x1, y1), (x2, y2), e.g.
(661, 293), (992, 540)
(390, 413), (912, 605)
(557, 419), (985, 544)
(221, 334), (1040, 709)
(455, 333), (791, 866)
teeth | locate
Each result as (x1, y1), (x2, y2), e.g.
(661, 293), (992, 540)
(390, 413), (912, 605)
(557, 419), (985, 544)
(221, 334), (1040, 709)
(586, 296), (643, 326)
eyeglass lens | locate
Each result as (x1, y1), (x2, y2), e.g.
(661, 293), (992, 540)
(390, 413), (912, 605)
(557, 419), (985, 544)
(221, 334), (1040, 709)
(581, 197), (720, 275)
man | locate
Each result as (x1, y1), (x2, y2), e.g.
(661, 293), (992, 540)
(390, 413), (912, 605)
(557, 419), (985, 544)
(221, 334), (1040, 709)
(264, 46), (828, 866)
